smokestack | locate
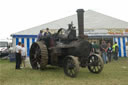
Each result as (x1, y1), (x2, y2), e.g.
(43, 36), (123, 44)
(76, 9), (84, 37)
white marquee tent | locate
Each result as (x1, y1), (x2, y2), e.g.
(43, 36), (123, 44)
(11, 10), (128, 57)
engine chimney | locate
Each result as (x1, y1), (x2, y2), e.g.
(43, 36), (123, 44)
(76, 9), (84, 37)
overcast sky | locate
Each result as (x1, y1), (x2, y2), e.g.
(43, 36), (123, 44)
(0, 0), (128, 39)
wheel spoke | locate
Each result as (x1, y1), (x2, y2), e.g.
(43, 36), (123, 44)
(31, 58), (37, 63)
(92, 66), (95, 72)
(69, 70), (73, 75)
(69, 69), (75, 76)
(37, 56), (41, 61)
(97, 66), (101, 71)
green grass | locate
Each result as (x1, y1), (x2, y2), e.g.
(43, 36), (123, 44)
(0, 58), (128, 85)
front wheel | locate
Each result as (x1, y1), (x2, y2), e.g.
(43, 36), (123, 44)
(63, 55), (80, 77)
(88, 54), (104, 73)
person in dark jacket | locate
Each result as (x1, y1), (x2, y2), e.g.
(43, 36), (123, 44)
(44, 28), (51, 37)
(107, 42), (112, 62)
(44, 28), (51, 47)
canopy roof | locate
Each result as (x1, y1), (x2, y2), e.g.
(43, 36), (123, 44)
(12, 10), (128, 35)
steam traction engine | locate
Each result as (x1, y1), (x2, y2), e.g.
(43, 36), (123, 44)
(29, 9), (104, 77)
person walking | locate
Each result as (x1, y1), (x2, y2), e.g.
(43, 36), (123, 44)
(107, 42), (112, 62)
(100, 40), (108, 64)
(21, 44), (26, 68)
(112, 42), (118, 60)
(15, 42), (22, 69)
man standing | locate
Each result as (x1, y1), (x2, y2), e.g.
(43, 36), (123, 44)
(21, 44), (26, 68)
(112, 42), (118, 60)
(44, 28), (51, 47)
(107, 42), (112, 62)
(44, 28), (51, 37)
(15, 42), (22, 69)
(92, 41), (99, 54)
(37, 30), (43, 41)
(100, 40), (108, 64)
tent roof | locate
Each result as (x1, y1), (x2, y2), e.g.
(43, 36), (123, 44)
(12, 10), (128, 35)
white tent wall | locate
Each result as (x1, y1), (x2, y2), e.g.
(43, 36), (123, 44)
(12, 35), (128, 57)
(12, 36), (37, 57)
(113, 37), (128, 57)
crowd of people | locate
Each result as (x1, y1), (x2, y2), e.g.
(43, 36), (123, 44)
(92, 40), (119, 64)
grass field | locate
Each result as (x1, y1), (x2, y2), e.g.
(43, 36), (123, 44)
(0, 58), (128, 85)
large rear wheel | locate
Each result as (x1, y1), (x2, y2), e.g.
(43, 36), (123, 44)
(30, 41), (48, 70)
